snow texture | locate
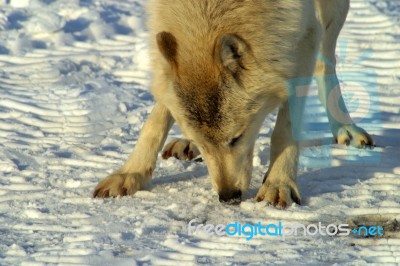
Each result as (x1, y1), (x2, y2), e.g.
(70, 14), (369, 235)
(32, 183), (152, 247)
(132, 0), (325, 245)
(0, 0), (399, 265)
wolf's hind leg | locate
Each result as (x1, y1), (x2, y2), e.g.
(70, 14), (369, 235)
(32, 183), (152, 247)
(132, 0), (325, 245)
(315, 0), (374, 148)
(162, 138), (201, 161)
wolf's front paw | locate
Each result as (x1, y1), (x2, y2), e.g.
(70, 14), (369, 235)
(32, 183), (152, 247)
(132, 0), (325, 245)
(162, 138), (201, 161)
(335, 124), (374, 148)
(93, 172), (142, 198)
(256, 178), (301, 209)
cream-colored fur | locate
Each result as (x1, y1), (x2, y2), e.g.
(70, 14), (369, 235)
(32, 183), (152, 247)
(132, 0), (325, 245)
(94, 0), (373, 208)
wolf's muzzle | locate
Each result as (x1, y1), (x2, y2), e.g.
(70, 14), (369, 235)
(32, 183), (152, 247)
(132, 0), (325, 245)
(218, 189), (242, 205)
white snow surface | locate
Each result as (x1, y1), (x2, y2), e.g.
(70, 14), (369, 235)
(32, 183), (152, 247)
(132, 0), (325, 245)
(0, 0), (399, 265)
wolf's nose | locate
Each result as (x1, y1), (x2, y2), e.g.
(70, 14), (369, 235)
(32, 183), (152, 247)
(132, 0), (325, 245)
(219, 189), (242, 205)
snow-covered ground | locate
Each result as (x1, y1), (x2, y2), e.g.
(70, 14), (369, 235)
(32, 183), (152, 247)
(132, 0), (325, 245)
(0, 0), (399, 265)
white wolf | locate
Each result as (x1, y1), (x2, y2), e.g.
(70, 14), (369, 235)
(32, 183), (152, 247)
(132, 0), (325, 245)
(94, 0), (374, 208)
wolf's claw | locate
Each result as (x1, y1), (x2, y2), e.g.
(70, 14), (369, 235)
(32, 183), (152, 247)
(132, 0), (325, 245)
(335, 124), (374, 148)
(162, 138), (201, 161)
(256, 179), (301, 209)
(93, 172), (142, 198)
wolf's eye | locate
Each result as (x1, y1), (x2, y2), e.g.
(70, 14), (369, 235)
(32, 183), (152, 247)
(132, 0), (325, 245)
(229, 134), (243, 147)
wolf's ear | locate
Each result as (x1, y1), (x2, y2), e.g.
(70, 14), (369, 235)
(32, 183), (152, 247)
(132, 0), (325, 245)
(156, 31), (178, 66)
(219, 34), (249, 75)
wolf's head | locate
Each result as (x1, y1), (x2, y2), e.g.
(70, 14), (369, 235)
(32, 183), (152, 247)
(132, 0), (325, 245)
(154, 31), (284, 204)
